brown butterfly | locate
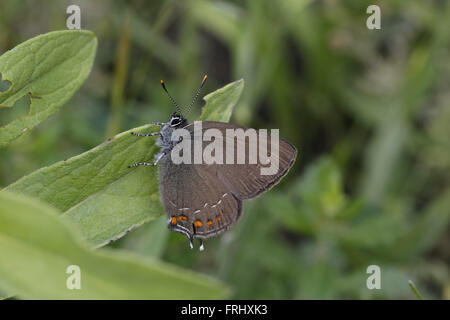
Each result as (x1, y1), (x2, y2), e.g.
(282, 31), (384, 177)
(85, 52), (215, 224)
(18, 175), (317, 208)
(129, 76), (297, 250)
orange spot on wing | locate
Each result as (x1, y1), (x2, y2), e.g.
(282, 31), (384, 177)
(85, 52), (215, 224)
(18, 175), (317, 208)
(206, 219), (213, 226)
(178, 215), (188, 222)
(194, 220), (203, 228)
(216, 216), (222, 222)
(170, 216), (177, 225)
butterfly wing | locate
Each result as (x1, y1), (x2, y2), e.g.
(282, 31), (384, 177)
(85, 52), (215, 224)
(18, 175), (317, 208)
(158, 156), (242, 240)
(185, 121), (297, 200)
(158, 121), (296, 241)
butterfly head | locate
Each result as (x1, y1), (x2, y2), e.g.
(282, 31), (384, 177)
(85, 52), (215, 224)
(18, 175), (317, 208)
(169, 113), (187, 128)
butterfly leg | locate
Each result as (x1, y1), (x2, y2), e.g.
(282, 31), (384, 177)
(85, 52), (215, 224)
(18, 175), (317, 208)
(128, 162), (155, 168)
(130, 132), (161, 137)
(148, 121), (167, 126)
(153, 151), (166, 166)
(127, 151), (166, 168)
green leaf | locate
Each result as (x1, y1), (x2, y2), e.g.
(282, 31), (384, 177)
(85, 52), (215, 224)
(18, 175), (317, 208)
(296, 157), (347, 218)
(199, 79), (244, 121)
(339, 213), (406, 251)
(0, 30), (97, 147)
(0, 191), (230, 299)
(391, 188), (450, 259)
(120, 215), (170, 258)
(3, 79), (245, 247)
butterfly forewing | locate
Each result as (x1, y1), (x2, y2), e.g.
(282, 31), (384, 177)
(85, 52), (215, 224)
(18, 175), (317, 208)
(186, 121), (297, 200)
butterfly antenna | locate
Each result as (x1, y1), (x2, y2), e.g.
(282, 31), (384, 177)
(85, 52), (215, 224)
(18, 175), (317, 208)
(161, 79), (183, 116)
(184, 74), (207, 115)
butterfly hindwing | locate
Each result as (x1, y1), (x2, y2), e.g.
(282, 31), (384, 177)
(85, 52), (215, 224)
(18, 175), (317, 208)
(158, 156), (242, 240)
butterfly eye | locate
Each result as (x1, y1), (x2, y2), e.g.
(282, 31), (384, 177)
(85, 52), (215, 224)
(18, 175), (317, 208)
(170, 117), (181, 127)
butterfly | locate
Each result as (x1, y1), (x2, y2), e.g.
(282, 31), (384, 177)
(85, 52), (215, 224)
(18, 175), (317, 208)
(129, 75), (297, 250)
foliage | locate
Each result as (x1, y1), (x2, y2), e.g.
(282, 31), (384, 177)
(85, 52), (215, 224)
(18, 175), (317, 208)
(0, 0), (449, 299)
(3, 76), (243, 247)
(0, 30), (97, 147)
(0, 191), (229, 299)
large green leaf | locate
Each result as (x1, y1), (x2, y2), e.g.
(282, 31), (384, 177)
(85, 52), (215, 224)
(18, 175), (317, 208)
(0, 30), (97, 147)
(0, 191), (229, 299)
(199, 79), (244, 121)
(3, 79), (244, 247)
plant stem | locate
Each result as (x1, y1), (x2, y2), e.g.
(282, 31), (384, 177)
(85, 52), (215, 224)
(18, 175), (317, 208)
(105, 10), (131, 138)
(408, 280), (424, 300)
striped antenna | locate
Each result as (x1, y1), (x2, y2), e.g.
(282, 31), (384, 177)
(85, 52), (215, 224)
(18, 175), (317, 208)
(161, 79), (183, 116)
(184, 74), (207, 115)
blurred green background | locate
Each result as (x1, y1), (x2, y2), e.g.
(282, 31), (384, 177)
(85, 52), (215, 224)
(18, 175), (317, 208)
(0, 0), (449, 299)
